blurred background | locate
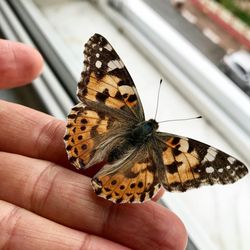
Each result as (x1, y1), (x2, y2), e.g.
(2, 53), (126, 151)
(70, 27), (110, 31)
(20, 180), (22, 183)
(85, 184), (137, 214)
(0, 0), (250, 249)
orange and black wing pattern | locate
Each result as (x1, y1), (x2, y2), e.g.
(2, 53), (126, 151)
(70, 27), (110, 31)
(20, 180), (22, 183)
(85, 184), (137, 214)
(64, 34), (145, 170)
(64, 104), (114, 169)
(65, 34), (248, 204)
(91, 148), (161, 203)
(156, 133), (248, 192)
(77, 33), (144, 121)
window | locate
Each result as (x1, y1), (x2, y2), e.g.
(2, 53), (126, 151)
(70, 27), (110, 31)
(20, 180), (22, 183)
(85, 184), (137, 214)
(1, 1), (249, 249)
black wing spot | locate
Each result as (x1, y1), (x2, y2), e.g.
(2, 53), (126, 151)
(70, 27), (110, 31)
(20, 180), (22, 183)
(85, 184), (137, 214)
(95, 188), (102, 195)
(68, 114), (77, 119)
(64, 134), (70, 140)
(72, 106), (82, 111)
(81, 126), (86, 131)
(106, 194), (112, 200)
(140, 193), (146, 202)
(187, 144), (194, 153)
(165, 163), (178, 174)
(116, 197), (123, 203)
(149, 189), (155, 198)
(81, 118), (88, 124)
(172, 137), (180, 145)
(96, 89), (109, 102)
(111, 180), (117, 185)
(69, 156), (77, 162)
(66, 123), (73, 128)
(173, 148), (182, 156)
(138, 181), (143, 188)
(74, 148), (78, 155)
(127, 94), (137, 103)
(130, 196), (135, 202)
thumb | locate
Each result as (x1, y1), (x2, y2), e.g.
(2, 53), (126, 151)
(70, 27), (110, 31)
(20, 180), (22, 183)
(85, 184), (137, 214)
(0, 39), (43, 88)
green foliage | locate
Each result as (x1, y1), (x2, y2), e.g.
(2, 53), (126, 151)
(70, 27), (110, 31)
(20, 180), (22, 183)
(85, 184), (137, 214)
(216, 0), (250, 26)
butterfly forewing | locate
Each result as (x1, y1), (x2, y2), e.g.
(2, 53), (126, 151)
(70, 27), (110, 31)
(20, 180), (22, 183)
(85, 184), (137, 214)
(156, 132), (248, 192)
(77, 33), (145, 121)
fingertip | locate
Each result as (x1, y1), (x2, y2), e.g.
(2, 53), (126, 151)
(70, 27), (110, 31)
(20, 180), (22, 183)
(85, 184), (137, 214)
(0, 39), (44, 88)
(142, 202), (188, 250)
(168, 210), (188, 250)
(152, 187), (165, 202)
(14, 41), (44, 81)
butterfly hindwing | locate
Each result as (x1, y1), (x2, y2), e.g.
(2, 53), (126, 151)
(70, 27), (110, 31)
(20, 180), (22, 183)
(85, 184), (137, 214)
(91, 148), (161, 203)
(156, 132), (248, 192)
(77, 33), (144, 121)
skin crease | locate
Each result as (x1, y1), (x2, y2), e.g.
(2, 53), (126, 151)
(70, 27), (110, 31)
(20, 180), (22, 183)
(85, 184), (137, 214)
(0, 39), (188, 250)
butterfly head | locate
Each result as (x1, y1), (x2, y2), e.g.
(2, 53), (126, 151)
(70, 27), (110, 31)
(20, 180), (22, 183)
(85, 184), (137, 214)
(135, 119), (158, 137)
(145, 119), (159, 132)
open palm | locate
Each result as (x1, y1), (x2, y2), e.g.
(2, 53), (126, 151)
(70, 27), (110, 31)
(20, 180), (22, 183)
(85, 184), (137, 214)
(0, 39), (187, 250)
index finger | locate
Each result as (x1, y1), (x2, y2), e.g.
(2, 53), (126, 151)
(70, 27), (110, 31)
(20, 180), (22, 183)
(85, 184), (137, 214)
(0, 39), (43, 88)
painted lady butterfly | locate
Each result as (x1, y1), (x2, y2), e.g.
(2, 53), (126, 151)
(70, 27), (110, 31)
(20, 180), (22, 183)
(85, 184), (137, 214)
(64, 34), (248, 203)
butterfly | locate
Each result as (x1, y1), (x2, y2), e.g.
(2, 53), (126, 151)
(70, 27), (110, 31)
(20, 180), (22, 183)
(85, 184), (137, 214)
(64, 33), (248, 204)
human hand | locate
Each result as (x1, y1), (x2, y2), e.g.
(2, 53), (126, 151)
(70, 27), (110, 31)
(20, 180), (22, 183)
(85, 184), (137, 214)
(0, 39), (187, 250)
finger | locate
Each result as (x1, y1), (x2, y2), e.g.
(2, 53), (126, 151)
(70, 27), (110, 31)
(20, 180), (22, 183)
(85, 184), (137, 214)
(0, 201), (130, 250)
(0, 152), (187, 250)
(0, 100), (68, 166)
(152, 187), (165, 202)
(0, 39), (43, 88)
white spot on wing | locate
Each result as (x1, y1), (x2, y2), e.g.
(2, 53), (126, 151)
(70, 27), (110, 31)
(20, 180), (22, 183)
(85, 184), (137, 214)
(104, 43), (112, 51)
(178, 139), (189, 152)
(107, 60), (124, 71)
(96, 53), (100, 58)
(227, 156), (235, 164)
(205, 147), (218, 162)
(95, 60), (102, 68)
(218, 168), (223, 173)
(206, 166), (214, 173)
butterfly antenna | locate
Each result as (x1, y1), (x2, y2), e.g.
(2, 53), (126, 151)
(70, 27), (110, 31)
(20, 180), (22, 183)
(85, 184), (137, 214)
(154, 79), (162, 120)
(158, 116), (202, 123)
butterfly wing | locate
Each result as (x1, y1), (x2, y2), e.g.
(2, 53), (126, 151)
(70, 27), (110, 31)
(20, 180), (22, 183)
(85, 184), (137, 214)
(77, 33), (145, 121)
(91, 147), (161, 203)
(155, 132), (248, 192)
(64, 103), (127, 169)
(65, 34), (145, 169)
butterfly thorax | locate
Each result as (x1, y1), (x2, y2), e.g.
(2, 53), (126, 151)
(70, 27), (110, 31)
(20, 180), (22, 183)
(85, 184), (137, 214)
(128, 119), (158, 146)
(107, 119), (158, 163)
